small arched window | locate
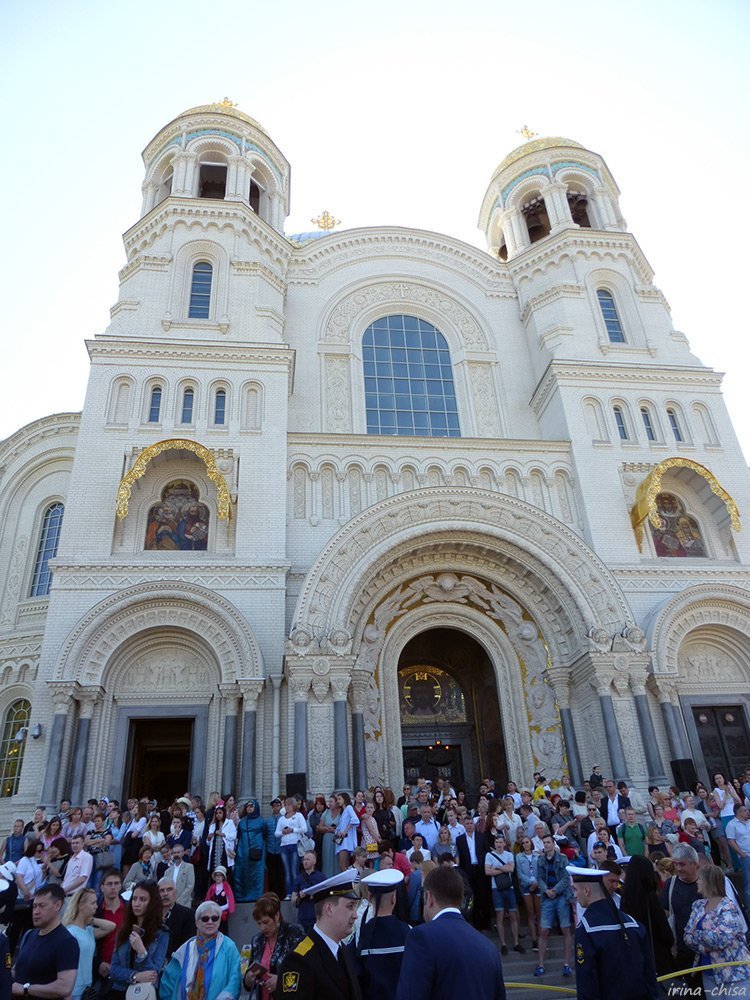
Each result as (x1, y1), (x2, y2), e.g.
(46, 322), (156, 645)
(362, 315), (460, 437)
(640, 406), (656, 442)
(597, 289), (625, 343)
(148, 386), (162, 423)
(613, 405), (628, 441)
(667, 407), (684, 443)
(214, 388), (227, 425)
(188, 262), (213, 319)
(30, 503), (64, 597)
(0, 699), (31, 797)
(181, 388), (195, 424)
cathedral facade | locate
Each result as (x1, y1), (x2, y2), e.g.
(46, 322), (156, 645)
(1, 101), (749, 817)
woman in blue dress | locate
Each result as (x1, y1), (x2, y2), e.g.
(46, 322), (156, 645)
(234, 799), (266, 902)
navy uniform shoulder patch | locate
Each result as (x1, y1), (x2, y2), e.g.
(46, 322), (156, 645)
(281, 970), (300, 992)
(576, 943), (585, 965)
(294, 936), (314, 956)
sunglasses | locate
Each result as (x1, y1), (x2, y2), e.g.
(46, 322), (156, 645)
(198, 915), (220, 923)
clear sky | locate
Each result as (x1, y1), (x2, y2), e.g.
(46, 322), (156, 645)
(1, 0), (749, 454)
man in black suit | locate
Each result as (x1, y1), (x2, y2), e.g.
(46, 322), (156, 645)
(455, 815), (490, 930)
(159, 878), (194, 960)
(279, 871), (362, 999)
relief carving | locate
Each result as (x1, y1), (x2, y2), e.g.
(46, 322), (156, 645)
(324, 357), (352, 433)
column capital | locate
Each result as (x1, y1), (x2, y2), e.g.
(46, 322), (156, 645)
(237, 679), (264, 709)
(219, 684), (241, 715)
(77, 686), (105, 718)
(545, 668), (571, 709)
(348, 670), (370, 714)
(649, 676), (678, 703)
(47, 681), (79, 712)
(330, 672), (351, 702)
(287, 672), (311, 702)
(267, 674), (283, 691)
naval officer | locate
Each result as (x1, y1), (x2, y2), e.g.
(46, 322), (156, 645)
(349, 869), (410, 999)
(278, 869), (362, 999)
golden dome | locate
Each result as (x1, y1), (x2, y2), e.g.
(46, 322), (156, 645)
(492, 137), (585, 180)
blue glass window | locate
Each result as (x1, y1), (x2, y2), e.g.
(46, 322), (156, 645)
(641, 407), (656, 442)
(181, 388), (194, 424)
(362, 316), (460, 437)
(0, 699), (31, 797)
(214, 388), (226, 425)
(148, 386), (162, 423)
(613, 405), (628, 441)
(189, 262), (213, 319)
(597, 289), (625, 343)
(667, 408), (684, 443)
(30, 503), (64, 598)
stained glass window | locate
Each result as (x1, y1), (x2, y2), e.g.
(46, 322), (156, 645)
(0, 700), (31, 797)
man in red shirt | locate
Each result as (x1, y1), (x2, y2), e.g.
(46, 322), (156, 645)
(96, 870), (126, 986)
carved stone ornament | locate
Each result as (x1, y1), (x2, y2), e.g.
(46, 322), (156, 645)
(311, 676), (330, 703)
(323, 281), (490, 350)
(311, 658), (330, 676)
(588, 627), (611, 652)
(288, 674), (311, 702)
(621, 626), (646, 652)
(288, 627), (318, 656)
(324, 627), (352, 655)
(48, 681), (79, 712)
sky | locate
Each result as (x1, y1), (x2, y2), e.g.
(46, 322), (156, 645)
(1, 0), (749, 455)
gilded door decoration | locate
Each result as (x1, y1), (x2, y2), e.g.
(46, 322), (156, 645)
(399, 666), (467, 724)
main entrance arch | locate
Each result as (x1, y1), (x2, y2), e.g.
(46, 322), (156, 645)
(397, 627), (504, 792)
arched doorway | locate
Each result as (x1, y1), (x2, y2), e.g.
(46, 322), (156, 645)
(398, 628), (505, 792)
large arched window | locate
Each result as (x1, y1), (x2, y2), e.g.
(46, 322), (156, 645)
(30, 502), (64, 597)
(362, 315), (460, 437)
(597, 289), (625, 343)
(0, 699), (31, 797)
(188, 262), (213, 319)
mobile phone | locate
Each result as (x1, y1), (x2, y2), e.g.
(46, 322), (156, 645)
(133, 926), (146, 937)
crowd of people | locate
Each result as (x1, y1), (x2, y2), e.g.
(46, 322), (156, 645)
(0, 763), (749, 999)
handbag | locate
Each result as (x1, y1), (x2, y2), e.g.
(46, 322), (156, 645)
(247, 847), (263, 861)
(297, 835), (315, 857)
(95, 850), (115, 870)
(126, 985), (157, 1000)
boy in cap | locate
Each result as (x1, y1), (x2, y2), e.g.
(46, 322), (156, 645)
(567, 865), (659, 999)
(279, 869), (362, 999)
(348, 869), (410, 1000)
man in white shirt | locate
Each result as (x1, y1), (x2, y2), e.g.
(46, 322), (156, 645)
(61, 835), (92, 895)
(444, 808), (463, 844)
(405, 833), (431, 863)
(413, 805), (440, 853)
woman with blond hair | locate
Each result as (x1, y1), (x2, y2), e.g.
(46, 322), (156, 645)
(684, 863), (750, 995)
(63, 887), (116, 1000)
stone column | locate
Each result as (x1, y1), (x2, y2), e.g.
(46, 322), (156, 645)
(331, 673), (351, 791)
(237, 680), (264, 800)
(498, 209), (519, 259)
(349, 671), (369, 794)
(631, 676), (668, 783)
(592, 678), (629, 781)
(547, 670), (583, 787)
(42, 683), (77, 808)
(652, 680), (683, 762)
(269, 675), (282, 797)
(287, 672), (311, 776)
(220, 685), (240, 795)
(542, 180), (571, 231)
(69, 688), (103, 806)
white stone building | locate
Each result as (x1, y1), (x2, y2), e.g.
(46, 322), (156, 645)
(1, 100), (749, 818)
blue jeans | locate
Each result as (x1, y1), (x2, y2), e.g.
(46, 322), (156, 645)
(280, 843), (299, 896)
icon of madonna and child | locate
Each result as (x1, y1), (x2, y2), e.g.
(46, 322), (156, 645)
(145, 481), (210, 551)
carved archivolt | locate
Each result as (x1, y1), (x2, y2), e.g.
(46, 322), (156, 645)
(54, 581), (263, 685)
(323, 281), (490, 350)
(116, 439), (231, 520)
(647, 583), (750, 676)
(292, 487), (631, 648)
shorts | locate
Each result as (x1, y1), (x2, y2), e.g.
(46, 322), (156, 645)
(492, 887), (516, 912)
(540, 894), (571, 929)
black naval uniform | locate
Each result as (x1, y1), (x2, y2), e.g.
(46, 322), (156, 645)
(279, 928), (362, 1000)
(349, 913), (410, 1000)
(574, 897), (660, 999)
